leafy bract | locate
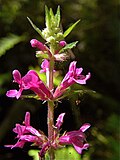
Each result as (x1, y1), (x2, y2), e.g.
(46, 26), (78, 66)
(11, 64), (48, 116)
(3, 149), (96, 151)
(45, 5), (51, 28)
(27, 17), (44, 39)
(55, 6), (60, 27)
(59, 41), (78, 53)
(63, 20), (80, 38)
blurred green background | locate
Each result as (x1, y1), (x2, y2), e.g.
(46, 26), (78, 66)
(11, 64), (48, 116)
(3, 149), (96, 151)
(0, 0), (119, 160)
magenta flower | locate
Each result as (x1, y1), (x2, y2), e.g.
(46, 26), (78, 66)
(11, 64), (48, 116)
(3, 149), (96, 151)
(53, 61), (91, 98)
(5, 112), (45, 149)
(6, 70), (53, 100)
(58, 123), (90, 154)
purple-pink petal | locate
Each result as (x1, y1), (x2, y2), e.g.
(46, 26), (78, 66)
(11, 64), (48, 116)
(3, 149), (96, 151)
(12, 70), (21, 84)
(24, 112), (30, 126)
(6, 89), (22, 99)
(5, 140), (26, 149)
(79, 123), (91, 132)
(55, 113), (65, 129)
(26, 126), (41, 137)
(40, 59), (49, 73)
(20, 135), (38, 142)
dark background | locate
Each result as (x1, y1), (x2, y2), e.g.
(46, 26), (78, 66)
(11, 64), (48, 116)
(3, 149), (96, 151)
(0, 0), (119, 160)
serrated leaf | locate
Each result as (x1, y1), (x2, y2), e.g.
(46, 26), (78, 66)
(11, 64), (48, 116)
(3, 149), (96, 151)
(63, 19), (80, 37)
(45, 5), (51, 28)
(27, 17), (44, 39)
(55, 6), (60, 27)
(59, 41), (78, 53)
(0, 34), (26, 57)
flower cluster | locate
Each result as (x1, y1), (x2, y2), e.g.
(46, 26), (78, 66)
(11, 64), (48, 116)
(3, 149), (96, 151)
(5, 112), (90, 157)
(5, 6), (91, 159)
(6, 51), (90, 101)
(6, 70), (52, 100)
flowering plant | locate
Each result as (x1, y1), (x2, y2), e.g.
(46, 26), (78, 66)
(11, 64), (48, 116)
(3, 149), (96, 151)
(5, 6), (91, 160)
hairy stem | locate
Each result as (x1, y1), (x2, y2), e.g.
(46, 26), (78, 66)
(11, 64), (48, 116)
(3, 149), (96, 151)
(47, 55), (55, 159)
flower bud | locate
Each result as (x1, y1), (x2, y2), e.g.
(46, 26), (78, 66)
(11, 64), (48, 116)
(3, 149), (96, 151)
(59, 41), (67, 47)
(30, 39), (46, 51)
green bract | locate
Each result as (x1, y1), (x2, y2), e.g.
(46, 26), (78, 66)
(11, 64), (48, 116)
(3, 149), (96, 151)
(63, 20), (80, 38)
(59, 41), (78, 53)
(27, 6), (80, 48)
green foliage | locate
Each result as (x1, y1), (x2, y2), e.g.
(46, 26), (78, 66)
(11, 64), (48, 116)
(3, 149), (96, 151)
(59, 41), (78, 53)
(28, 147), (81, 160)
(0, 34), (26, 57)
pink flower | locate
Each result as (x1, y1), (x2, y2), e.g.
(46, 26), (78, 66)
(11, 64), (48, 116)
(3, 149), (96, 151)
(6, 70), (53, 100)
(58, 123), (90, 154)
(53, 61), (91, 98)
(5, 112), (44, 149)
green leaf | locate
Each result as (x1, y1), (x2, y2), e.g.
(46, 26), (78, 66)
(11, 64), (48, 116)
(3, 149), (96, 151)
(27, 17), (44, 39)
(0, 34), (26, 57)
(55, 6), (60, 27)
(28, 150), (39, 160)
(45, 5), (51, 28)
(56, 89), (96, 101)
(28, 147), (81, 160)
(59, 41), (78, 53)
(63, 19), (80, 37)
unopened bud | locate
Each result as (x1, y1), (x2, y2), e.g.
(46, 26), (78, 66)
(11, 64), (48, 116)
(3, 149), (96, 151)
(59, 41), (67, 47)
(30, 39), (46, 51)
